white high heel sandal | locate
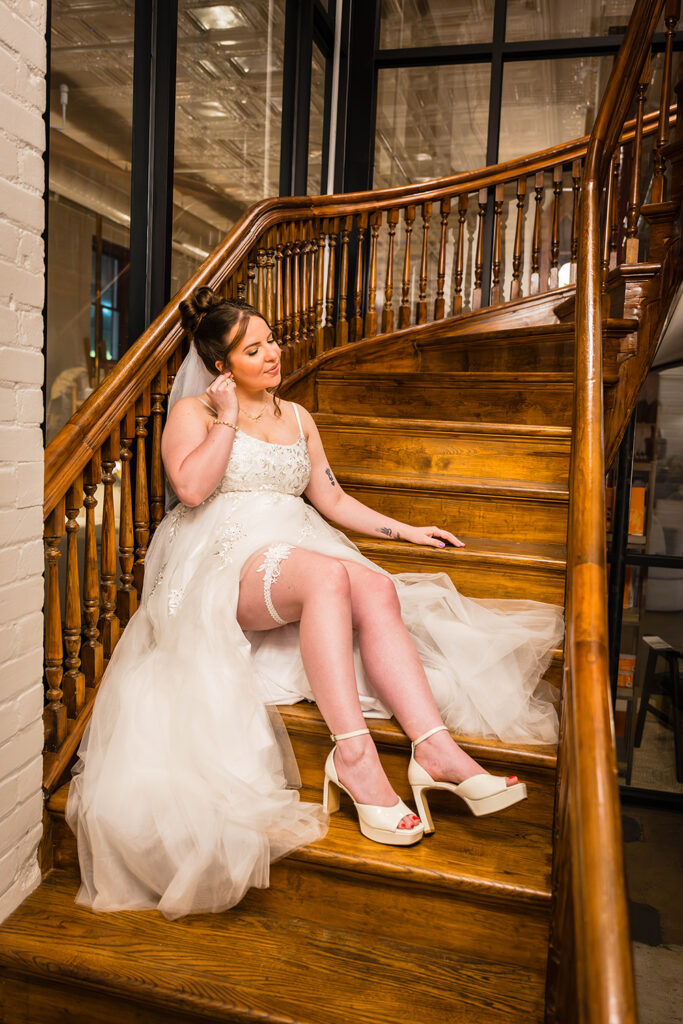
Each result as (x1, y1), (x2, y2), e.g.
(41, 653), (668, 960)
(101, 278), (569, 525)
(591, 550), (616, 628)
(323, 728), (424, 847)
(408, 725), (527, 833)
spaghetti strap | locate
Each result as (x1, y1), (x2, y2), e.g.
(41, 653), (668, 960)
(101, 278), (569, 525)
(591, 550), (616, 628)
(292, 403), (304, 438)
(197, 396), (216, 415)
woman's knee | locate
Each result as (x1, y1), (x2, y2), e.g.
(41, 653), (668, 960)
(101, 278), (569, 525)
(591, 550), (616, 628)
(352, 568), (400, 619)
(304, 557), (351, 603)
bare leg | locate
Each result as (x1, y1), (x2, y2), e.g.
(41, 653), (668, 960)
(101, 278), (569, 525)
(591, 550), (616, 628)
(341, 562), (518, 788)
(236, 548), (420, 830)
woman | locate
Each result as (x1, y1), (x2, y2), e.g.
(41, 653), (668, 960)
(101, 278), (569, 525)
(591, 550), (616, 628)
(67, 288), (563, 919)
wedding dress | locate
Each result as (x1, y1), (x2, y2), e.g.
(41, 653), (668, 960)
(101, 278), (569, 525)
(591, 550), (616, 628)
(66, 404), (564, 919)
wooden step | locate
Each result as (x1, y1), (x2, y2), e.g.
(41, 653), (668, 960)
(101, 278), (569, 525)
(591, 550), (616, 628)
(0, 867), (547, 1024)
(350, 534), (567, 605)
(316, 371), (574, 425)
(316, 414), (571, 485)
(336, 469), (568, 545)
(417, 323), (576, 374)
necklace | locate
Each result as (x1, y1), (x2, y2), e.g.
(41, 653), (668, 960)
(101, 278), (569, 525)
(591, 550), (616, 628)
(240, 399), (270, 422)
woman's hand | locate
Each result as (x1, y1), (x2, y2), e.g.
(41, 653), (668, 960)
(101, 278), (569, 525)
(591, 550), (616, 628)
(405, 525), (465, 549)
(206, 371), (239, 422)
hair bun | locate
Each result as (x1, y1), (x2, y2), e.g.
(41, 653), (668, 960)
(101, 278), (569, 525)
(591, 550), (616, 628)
(179, 286), (223, 337)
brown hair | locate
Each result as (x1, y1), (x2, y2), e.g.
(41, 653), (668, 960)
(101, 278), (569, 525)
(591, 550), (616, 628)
(179, 287), (281, 415)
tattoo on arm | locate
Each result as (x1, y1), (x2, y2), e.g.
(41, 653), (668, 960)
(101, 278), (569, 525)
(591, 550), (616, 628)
(378, 526), (392, 537)
(325, 467), (336, 486)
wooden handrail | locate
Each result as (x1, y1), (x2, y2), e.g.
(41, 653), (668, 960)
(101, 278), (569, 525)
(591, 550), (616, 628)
(44, 106), (671, 518)
(562, 1), (666, 1020)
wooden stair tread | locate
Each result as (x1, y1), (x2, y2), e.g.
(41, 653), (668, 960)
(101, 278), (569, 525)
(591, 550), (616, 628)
(335, 467), (569, 499)
(350, 534), (567, 567)
(313, 412), (573, 439)
(318, 370), (573, 383)
(0, 871), (545, 1024)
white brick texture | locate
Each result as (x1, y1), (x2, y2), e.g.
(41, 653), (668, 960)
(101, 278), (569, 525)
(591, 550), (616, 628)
(0, 0), (47, 925)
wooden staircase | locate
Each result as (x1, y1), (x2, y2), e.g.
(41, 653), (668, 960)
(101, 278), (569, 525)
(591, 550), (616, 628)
(2, 3), (682, 1020)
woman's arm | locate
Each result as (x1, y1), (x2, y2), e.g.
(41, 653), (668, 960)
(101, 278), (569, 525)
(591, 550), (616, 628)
(300, 406), (464, 549)
(162, 373), (238, 507)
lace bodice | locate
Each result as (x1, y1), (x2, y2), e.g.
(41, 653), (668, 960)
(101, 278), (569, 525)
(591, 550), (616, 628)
(219, 431), (311, 496)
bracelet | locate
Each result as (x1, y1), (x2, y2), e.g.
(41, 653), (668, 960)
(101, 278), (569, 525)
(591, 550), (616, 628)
(213, 419), (238, 432)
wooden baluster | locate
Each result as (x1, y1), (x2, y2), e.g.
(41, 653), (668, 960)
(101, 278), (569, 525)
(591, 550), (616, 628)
(570, 160), (582, 282)
(398, 205), (416, 328)
(510, 177), (527, 300)
(652, 0), (680, 204)
(44, 499), (67, 751)
(150, 367), (167, 537)
(625, 58), (650, 263)
(609, 155), (621, 269)
(291, 225), (302, 357)
(452, 194), (468, 315)
(351, 212), (367, 341)
(274, 225), (285, 344)
(117, 408), (137, 627)
(81, 453), (103, 687)
(167, 347), (182, 396)
(336, 215), (352, 345)
(415, 201), (432, 324)
(491, 184), (504, 305)
(298, 222), (309, 354)
(472, 188), (487, 310)
(314, 222), (326, 356)
(99, 426), (121, 658)
(63, 477), (85, 718)
(236, 261), (247, 301)
(134, 390), (150, 599)
(381, 208), (398, 333)
(265, 228), (276, 329)
(282, 225), (293, 369)
(365, 211), (381, 337)
(304, 222), (316, 356)
(601, 154), (619, 284)
(434, 198), (450, 319)
(325, 218), (337, 348)
(246, 251), (257, 306)
(549, 164), (563, 290)
(530, 171), (545, 295)
(256, 241), (267, 318)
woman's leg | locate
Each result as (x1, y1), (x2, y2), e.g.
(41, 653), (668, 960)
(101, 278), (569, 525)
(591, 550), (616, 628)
(341, 562), (517, 787)
(236, 547), (420, 829)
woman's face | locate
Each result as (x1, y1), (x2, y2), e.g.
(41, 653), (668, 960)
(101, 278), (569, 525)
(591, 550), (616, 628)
(217, 316), (281, 392)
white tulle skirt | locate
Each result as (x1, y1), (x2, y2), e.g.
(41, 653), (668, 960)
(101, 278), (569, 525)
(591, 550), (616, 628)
(66, 488), (563, 919)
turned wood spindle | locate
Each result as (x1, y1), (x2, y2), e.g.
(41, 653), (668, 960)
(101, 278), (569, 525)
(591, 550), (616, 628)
(99, 426), (121, 658)
(150, 367), (167, 536)
(246, 252), (257, 306)
(625, 57), (650, 263)
(510, 177), (527, 300)
(236, 262), (247, 301)
(472, 188), (487, 311)
(63, 478), (86, 718)
(415, 201), (432, 324)
(264, 229), (276, 329)
(530, 171), (545, 295)
(381, 208), (398, 333)
(336, 215), (352, 346)
(298, 223), (310, 352)
(81, 453), (103, 687)
(325, 218), (337, 349)
(282, 225), (293, 364)
(351, 213), (367, 342)
(256, 243), (267, 318)
(609, 155), (621, 269)
(117, 408), (137, 627)
(314, 222), (326, 356)
(652, 0), (680, 204)
(291, 226), (302, 356)
(273, 227), (285, 344)
(365, 211), (381, 337)
(134, 391), (150, 599)
(549, 164), (563, 290)
(398, 205), (416, 329)
(452, 194), (468, 315)
(305, 223), (317, 356)
(491, 185), (504, 306)
(601, 154), (617, 283)
(570, 159), (582, 281)
(434, 198), (450, 320)
(44, 499), (67, 751)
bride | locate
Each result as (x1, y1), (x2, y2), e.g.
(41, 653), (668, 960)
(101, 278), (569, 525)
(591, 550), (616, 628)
(66, 287), (563, 919)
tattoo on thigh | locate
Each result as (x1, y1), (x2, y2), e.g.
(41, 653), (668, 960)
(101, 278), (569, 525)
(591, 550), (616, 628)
(325, 467), (336, 486)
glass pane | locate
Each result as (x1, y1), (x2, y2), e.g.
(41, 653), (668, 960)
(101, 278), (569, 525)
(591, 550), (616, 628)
(46, 0), (134, 441)
(172, 0), (286, 289)
(308, 43), (327, 195)
(374, 64), (490, 188)
(499, 56), (613, 162)
(505, 0), (633, 41)
(380, 0), (495, 48)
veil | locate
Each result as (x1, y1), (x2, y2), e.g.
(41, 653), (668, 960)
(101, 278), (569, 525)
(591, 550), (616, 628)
(165, 342), (215, 511)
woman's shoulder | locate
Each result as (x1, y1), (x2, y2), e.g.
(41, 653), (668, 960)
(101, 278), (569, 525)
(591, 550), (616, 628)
(169, 395), (213, 420)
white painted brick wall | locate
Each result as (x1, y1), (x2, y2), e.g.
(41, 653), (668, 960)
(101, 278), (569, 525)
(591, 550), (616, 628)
(0, 0), (47, 924)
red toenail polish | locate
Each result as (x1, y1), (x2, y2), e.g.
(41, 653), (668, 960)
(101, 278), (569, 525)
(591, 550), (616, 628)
(508, 776), (518, 784)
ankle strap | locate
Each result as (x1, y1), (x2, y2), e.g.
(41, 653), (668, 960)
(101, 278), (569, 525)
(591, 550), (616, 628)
(412, 724), (449, 748)
(330, 727), (370, 742)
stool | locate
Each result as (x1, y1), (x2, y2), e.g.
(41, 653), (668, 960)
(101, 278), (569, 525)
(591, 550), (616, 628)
(634, 635), (683, 783)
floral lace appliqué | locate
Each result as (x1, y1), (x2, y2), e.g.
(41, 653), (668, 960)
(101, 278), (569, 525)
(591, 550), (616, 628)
(220, 433), (310, 496)
(216, 522), (246, 566)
